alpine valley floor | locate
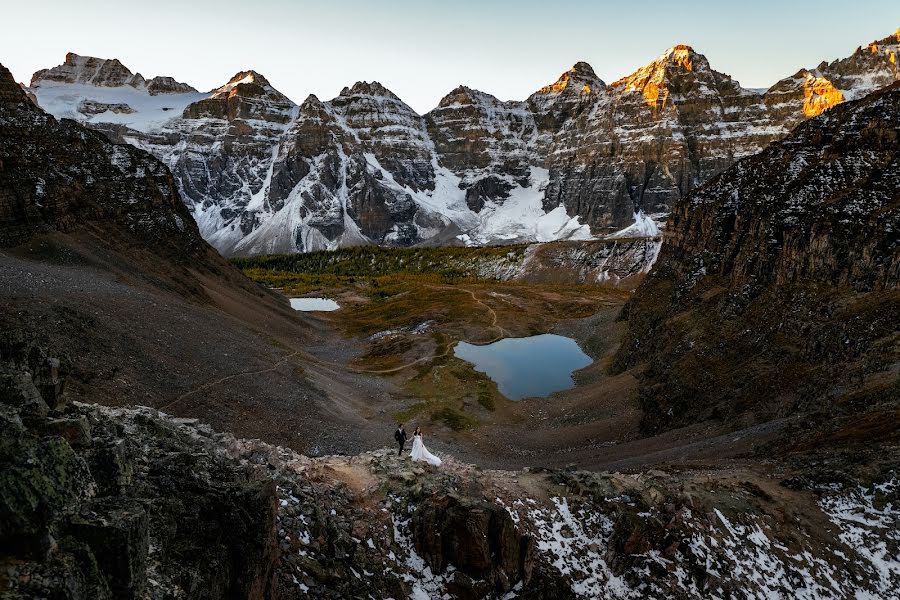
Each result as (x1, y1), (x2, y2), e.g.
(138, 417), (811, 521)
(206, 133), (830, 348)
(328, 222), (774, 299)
(2, 237), (775, 473)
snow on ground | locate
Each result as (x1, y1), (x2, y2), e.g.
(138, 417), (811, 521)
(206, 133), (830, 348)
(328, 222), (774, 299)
(607, 211), (665, 239)
(360, 154), (592, 247)
(31, 82), (209, 133)
(819, 478), (900, 598)
(489, 485), (900, 599)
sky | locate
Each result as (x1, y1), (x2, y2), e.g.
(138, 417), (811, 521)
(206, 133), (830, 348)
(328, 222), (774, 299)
(2, 0), (898, 114)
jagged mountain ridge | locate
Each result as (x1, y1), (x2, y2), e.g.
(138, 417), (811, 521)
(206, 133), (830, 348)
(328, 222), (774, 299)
(25, 29), (900, 255)
(31, 51), (198, 95)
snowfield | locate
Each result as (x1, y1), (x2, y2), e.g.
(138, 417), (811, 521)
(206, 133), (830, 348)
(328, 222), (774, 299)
(32, 81), (209, 133)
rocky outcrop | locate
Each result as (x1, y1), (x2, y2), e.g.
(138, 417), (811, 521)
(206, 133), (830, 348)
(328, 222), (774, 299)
(183, 70), (294, 122)
(411, 495), (537, 598)
(427, 86), (536, 187)
(765, 29), (900, 129)
(25, 29), (900, 254)
(141, 70), (298, 254)
(528, 61), (605, 132)
(513, 238), (662, 288)
(8, 365), (898, 599)
(237, 81), (434, 253)
(0, 340), (279, 600)
(0, 62), (203, 254)
(615, 83), (900, 434)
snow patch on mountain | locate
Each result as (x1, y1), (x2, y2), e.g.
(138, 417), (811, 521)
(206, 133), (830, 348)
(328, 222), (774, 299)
(608, 211), (665, 239)
(464, 168), (592, 245)
(32, 82), (208, 133)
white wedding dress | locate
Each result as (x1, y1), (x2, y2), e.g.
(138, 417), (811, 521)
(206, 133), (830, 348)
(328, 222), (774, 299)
(410, 434), (442, 466)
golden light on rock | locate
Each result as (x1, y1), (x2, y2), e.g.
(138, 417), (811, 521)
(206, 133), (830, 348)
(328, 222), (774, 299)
(582, 84), (591, 94)
(607, 45), (696, 110)
(802, 76), (844, 118)
(541, 71), (570, 94)
(640, 82), (670, 109)
(670, 45), (694, 72)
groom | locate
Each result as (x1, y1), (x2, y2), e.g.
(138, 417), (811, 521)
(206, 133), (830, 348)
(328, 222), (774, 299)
(394, 423), (408, 456)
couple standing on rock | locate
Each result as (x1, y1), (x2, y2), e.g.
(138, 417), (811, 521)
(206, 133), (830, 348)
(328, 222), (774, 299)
(395, 423), (442, 466)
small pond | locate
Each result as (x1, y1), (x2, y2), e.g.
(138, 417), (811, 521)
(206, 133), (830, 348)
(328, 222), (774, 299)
(453, 334), (592, 400)
(290, 297), (340, 312)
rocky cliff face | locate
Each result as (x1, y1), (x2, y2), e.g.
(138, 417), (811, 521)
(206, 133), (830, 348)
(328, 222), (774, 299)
(143, 70), (299, 254)
(27, 29), (900, 255)
(0, 342), (279, 600)
(238, 82), (434, 253)
(615, 82), (900, 434)
(0, 63), (203, 258)
(765, 28), (900, 129)
(536, 46), (782, 232)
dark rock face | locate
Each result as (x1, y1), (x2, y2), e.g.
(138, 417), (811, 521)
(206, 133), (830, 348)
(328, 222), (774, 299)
(0, 341), (280, 600)
(427, 86), (536, 183)
(463, 175), (514, 212)
(615, 83), (900, 434)
(0, 63), (203, 256)
(69, 498), (150, 599)
(527, 61), (605, 131)
(411, 495), (532, 597)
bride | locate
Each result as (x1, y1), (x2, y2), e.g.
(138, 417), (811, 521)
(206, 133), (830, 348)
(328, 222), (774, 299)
(409, 427), (442, 466)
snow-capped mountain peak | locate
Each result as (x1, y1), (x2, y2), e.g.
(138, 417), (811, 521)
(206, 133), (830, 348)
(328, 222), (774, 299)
(212, 70), (277, 96)
(24, 29), (900, 256)
(611, 44), (722, 99)
(658, 44), (704, 71)
(31, 52), (144, 88)
(184, 70), (295, 124)
(31, 52), (197, 95)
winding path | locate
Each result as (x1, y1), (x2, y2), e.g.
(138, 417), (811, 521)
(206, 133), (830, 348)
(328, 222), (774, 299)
(351, 285), (509, 375)
(158, 350), (303, 412)
(426, 284), (510, 341)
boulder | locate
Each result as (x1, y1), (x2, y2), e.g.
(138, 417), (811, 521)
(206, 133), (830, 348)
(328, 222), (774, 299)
(411, 494), (532, 596)
(39, 416), (92, 447)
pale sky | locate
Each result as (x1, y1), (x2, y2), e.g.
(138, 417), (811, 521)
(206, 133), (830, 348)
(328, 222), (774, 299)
(2, 0), (898, 114)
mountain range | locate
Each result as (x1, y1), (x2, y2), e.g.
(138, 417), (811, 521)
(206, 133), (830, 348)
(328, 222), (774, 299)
(23, 28), (899, 256)
(2, 51), (900, 598)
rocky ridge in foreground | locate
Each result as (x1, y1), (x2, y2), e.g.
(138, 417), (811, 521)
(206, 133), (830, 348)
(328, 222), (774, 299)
(3, 344), (899, 600)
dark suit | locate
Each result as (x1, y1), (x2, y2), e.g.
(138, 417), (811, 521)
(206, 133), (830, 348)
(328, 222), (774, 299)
(394, 428), (408, 456)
